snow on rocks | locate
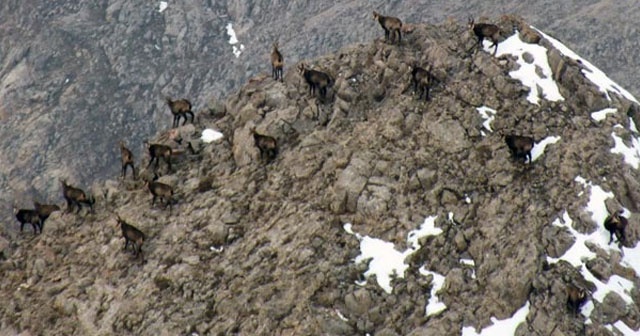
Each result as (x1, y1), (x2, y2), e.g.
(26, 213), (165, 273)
(492, 32), (563, 105)
(344, 216), (447, 315)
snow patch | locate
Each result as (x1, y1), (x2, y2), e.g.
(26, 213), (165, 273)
(547, 178), (637, 329)
(201, 129), (224, 143)
(462, 302), (530, 336)
(419, 267), (447, 316)
(493, 32), (563, 105)
(158, 1), (168, 13)
(344, 216), (443, 294)
(591, 107), (617, 121)
(610, 130), (640, 169)
(476, 106), (497, 133)
(225, 23), (245, 58)
(546, 212), (595, 267)
(531, 136), (560, 162)
(460, 258), (476, 279)
(535, 27), (639, 104)
(630, 118), (639, 133)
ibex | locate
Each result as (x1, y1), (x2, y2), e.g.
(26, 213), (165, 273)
(504, 135), (535, 164)
(14, 206), (42, 234)
(60, 179), (95, 214)
(146, 175), (174, 211)
(271, 42), (284, 81)
(372, 11), (402, 44)
(251, 127), (278, 162)
(146, 141), (173, 172)
(165, 97), (195, 128)
(119, 141), (136, 180)
(603, 210), (628, 246)
(116, 216), (145, 259)
(468, 17), (501, 55)
(298, 63), (333, 98)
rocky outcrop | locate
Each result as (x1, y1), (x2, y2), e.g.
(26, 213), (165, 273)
(1, 12), (640, 336)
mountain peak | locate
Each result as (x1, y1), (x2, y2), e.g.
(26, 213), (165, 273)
(2, 14), (640, 336)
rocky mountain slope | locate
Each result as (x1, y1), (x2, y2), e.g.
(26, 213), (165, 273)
(2, 1), (640, 229)
(2, 14), (640, 335)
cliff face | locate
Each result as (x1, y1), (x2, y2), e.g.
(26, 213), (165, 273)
(1, 13), (640, 335)
(1, 1), (640, 228)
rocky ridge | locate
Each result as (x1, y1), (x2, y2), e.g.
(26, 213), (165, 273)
(1, 15), (640, 336)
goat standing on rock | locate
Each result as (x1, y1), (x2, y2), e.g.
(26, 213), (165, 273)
(34, 201), (60, 229)
(468, 17), (501, 55)
(165, 97), (194, 128)
(271, 42), (284, 81)
(373, 11), (402, 44)
(60, 179), (95, 214)
(116, 216), (145, 259)
(14, 206), (42, 234)
(566, 283), (588, 314)
(251, 127), (278, 163)
(410, 64), (434, 101)
(504, 135), (534, 164)
(298, 63), (333, 98)
(604, 210), (628, 246)
(119, 141), (136, 180)
(146, 175), (174, 211)
(146, 141), (173, 172)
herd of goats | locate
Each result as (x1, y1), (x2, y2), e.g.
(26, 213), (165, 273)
(9, 12), (630, 317)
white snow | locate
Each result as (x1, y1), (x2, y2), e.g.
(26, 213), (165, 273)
(534, 28), (639, 104)
(209, 246), (224, 253)
(574, 176), (614, 229)
(546, 177), (638, 331)
(630, 118), (639, 133)
(201, 129), (224, 143)
(407, 216), (442, 250)
(492, 32), (563, 105)
(610, 130), (640, 169)
(476, 106), (497, 133)
(460, 259), (475, 267)
(344, 216), (443, 294)
(591, 107), (617, 121)
(461, 302), (530, 336)
(419, 266), (447, 316)
(158, 1), (168, 13)
(612, 321), (637, 335)
(531, 136), (561, 162)
(335, 309), (349, 322)
(460, 258), (476, 279)
(353, 235), (408, 293)
(225, 23), (245, 58)
(546, 212), (595, 267)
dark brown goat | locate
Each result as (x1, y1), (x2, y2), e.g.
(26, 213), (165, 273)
(372, 11), (402, 44)
(604, 210), (628, 245)
(165, 97), (195, 128)
(566, 284), (587, 314)
(146, 177), (174, 211)
(410, 65), (434, 101)
(298, 63), (333, 98)
(505, 135), (535, 164)
(251, 127), (278, 162)
(119, 141), (136, 180)
(60, 179), (95, 214)
(146, 142), (173, 172)
(14, 206), (42, 234)
(33, 201), (61, 229)
(116, 216), (145, 258)
(271, 42), (284, 81)
(468, 17), (501, 55)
